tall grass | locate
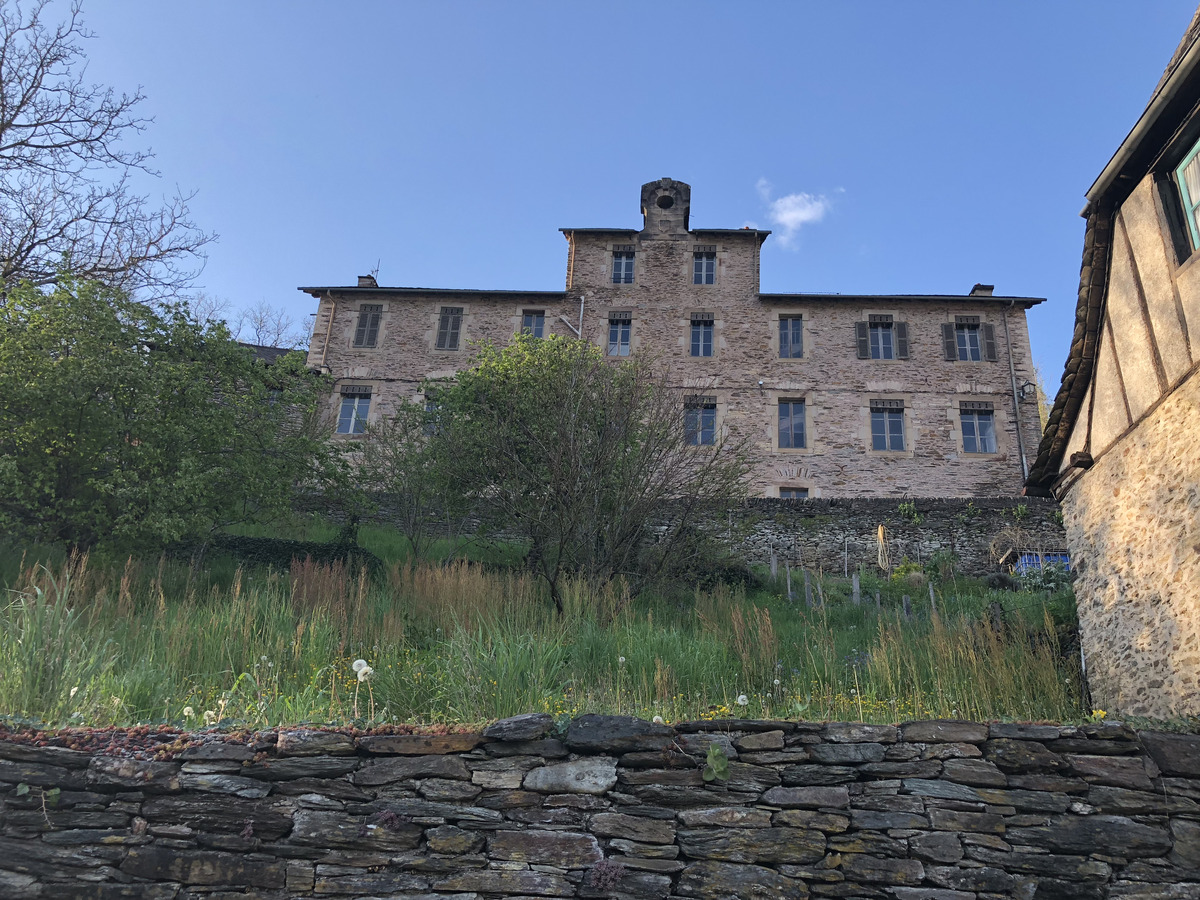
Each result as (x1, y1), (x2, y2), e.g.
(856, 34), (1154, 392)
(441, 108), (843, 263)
(0, 548), (1084, 728)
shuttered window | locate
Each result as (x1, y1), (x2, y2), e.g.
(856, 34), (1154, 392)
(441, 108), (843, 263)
(353, 304), (382, 348)
(857, 318), (908, 359)
(436, 307), (463, 350)
(944, 318), (996, 362)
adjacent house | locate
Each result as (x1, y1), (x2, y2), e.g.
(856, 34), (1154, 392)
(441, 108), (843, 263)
(303, 178), (1044, 499)
(1025, 12), (1200, 718)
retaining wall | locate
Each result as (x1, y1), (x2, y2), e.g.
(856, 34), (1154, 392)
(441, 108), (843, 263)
(1, 715), (1198, 899)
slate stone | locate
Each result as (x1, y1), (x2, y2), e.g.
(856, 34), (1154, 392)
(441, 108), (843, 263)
(242, 757), (358, 781)
(487, 828), (603, 866)
(579, 869), (672, 899)
(673, 719), (795, 733)
(474, 788), (542, 809)
(901, 720), (988, 743)
(965, 846), (1112, 880)
(140, 795), (293, 840)
(679, 807), (773, 828)
(928, 808), (1004, 833)
(484, 738), (568, 758)
(618, 767), (704, 787)
(902, 778), (983, 802)
(426, 824), (484, 854)
(356, 798), (504, 826)
(676, 860), (806, 899)
(919, 741), (982, 760)
(720, 761), (781, 793)
(1169, 818), (1200, 869)
(772, 809), (850, 832)
(1009, 814), (1172, 857)
(839, 853), (924, 885)
(974, 787), (1071, 812)
(524, 757), (618, 794)
(677, 827), (825, 864)
(269, 777), (371, 801)
(176, 741), (253, 762)
(0, 742), (92, 768)
(179, 773), (271, 798)
(417, 777), (481, 801)
(828, 831), (908, 858)
(357, 733), (482, 755)
(860, 760), (943, 778)
(782, 765), (857, 786)
(908, 831), (963, 863)
(1140, 732), (1200, 776)
(120, 846), (285, 888)
(926, 863), (1014, 892)
(1006, 773), (1089, 793)
(761, 785), (849, 808)
(988, 723), (1065, 740)
(734, 730), (785, 751)
(808, 742), (886, 764)
(87, 758), (181, 792)
(984, 739), (1068, 773)
(1048, 738), (1143, 755)
(1087, 784), (1198, 815)
(312, 868), (430, 893)
(288, 809), (421, 850)
(891, 889), (974, 900)
(590, 812), (676, 844)
(1031, 879), (1106, 900)
(609, 838), (680, 858)
(849, 809), (929, 829)
(1066, 753), (1154, 790)
(565, 714), (676, 752)
(4, 808), (130, 831)
(676, 733), (738, 759)
(942, 758), (1007, 786)
(1109, 884), (1200, 899)
(353, 753), (470, 786)
(620, 750), (697, 769)
(0, 758), (86, 790)
(434, 869), (574, 896)
(822, 723), (899, 744)
(276, 729), (355, 756)
(51, 886), (182, 900)
(482, 713), (554, 742)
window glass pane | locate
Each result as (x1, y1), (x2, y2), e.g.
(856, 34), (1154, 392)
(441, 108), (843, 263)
(701, 407), (715, 444)
(691, 322), (713, 357)
(962, 415), (978, 453)
(888, 410), (904, 450)
(871, 410), (887, 451)
(780, 317), (802, 358)
(780, 488), (809, 499)
(337, 397), (355, 434)
(978, 413), (996, 452)
(880, 326), (893, 359)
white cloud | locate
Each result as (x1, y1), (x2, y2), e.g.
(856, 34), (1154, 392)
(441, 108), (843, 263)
(757, 178), (833, 246)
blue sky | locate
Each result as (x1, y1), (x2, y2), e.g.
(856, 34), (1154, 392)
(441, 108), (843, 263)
(79, 1), (1198, 382)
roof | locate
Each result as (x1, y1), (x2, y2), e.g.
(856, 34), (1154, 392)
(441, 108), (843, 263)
(760, 292), (1045, 307)
(238, 342), (298, 364)
(299, 285), (567, 299)
(558, 227), (771, 237)
(1026, 7), (1200, 494)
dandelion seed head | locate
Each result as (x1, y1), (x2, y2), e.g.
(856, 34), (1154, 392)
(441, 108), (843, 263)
(352, 659), (369, 673)
(183, 706), (194, 718)
(618, 656), (626, 664)
(736, 694), (749, 706)
(652, 715), (664, 725)
(357, 666), (374, 682)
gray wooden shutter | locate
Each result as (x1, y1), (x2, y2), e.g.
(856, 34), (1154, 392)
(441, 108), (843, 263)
(982, 323), (997, 361)
(855, 322), (869, 358)
(942, 323), (957, 360)
(895, 322), (909, 359)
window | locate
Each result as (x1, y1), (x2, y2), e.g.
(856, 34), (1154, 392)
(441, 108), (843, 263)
(353, 304), (382, 348)
(684, 396), (716, 446)
(870, 400), (905, 451)
(960, 401), (997, 453)
(693, 249), (716, 285)
(942, 317), (996, 362)
(436, 307), (463, 350)
(780, 487), (809, 500)
(612, 247), (635, 284)
(779, 316), (803, 358)
(336, 385), (371, 435)
(856, 317), (908, 359)
(608, 311), (631, 356)
(521, 310), (545, 337)
(1015, 551), (1071, 574)
(1176, 143), (1200, 249)
(691, 313), (714, 357)
(778, 399), (806, 449)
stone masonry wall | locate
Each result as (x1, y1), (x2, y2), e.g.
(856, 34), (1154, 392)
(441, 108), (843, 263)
(2, 715), (1199, 899)
(1062, 368), (1200, 721)
(734, 498), (1065, 576)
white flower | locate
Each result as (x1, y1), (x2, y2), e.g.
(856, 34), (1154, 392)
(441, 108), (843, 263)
(357, 666), (374, 682)
(618, 656), (626, 665)
(267, 662), (273, 668)
(203, 710), (217, 725)
(69, 686), (79, 699)
(736, 694), (749, 707)
(352, 659), (369, 673)
(183, 706), (194, 718)
(773, 679), (781, 686)
(652, 715), (664, 725)
(261, 655), (268, 662)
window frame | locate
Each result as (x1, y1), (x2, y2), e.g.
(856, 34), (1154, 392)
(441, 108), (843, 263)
(435, 306), (464, 351)
(1175, 140), (1200, 251)
(869, 400), (906, 452)
(607, 311), (632, 357)
(336, 385), (371, 435)
(692, 249), (716, 285)
(779, 487), (809, 500)
(690, 313), (714, 357)
(521, 310), (545, 338)
(684, 395), (717, 446)
(959, 401), (997, 454)
(611, 246), (635, 284)
(352, 304), (383, 348)
(779, 315), (804, 359)
(777, 398), (807, 450)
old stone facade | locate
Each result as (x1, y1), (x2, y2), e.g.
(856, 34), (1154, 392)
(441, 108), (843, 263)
(303, 179), (1044, 499)
(1026, 10), (1200, 719)
(4, 715), (1200, 898)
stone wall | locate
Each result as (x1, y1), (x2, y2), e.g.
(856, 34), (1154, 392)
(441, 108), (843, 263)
(733, 497), (1065, 576)
(1062, 368), (1200, 720)
(2, 715), (1199, 899)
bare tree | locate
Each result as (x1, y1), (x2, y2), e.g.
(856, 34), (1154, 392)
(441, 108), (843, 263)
(231, 299), (309, 349)
(0, 1), (213, 296)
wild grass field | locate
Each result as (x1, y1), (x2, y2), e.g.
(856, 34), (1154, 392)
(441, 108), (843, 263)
(0, 525), (1084, 730)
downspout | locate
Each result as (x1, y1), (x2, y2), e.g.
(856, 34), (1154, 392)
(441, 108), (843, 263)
(1003, 299), (1029, 479)
(319, 290), (336, 372)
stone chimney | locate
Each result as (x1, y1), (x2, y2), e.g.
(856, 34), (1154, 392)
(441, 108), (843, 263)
(640, 178), (691, 236)
(358, 275), (378, 288)
(969, 283), (995, 297)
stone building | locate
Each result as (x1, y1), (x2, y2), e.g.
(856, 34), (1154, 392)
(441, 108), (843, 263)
(303, 179), (1043, 499)
(1025, 12), (1200, 718)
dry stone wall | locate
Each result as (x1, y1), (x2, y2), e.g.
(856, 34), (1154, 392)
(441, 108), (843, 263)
(2, 715), (1199, 899)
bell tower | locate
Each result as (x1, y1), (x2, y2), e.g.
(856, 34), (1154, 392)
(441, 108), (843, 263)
(640, 178), (691, 236)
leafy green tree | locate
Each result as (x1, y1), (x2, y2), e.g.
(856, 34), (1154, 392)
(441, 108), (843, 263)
(436, 335), (750, 612)
(0, 278), (324, 550)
